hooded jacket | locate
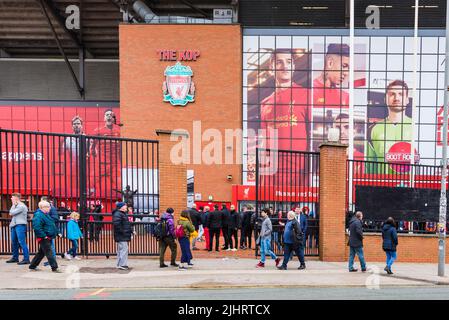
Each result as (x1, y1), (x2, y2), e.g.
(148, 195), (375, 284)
(112, 208), (132, 242)
(348, 216), (364, 248)
(382, 223), (398, 252)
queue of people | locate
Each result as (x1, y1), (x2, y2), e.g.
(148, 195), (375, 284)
(4, 194), (399, 275)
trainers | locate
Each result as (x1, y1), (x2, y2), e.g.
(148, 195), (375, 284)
(226, 248), (231, 251)
(275, 258), (281, 267)
(361, 268), (367, 272)
(349, 268), (358, 272)
(64, 253), (72, 260)
(73, 256), (81, 260)
(6, 258), (19, 264)
(17, 260), (30, 265)
(231, 248), (237, 252)
(277, 266), (287, 270)
(256, 262), (265, 268)
(386, 268), (393, 275)
(117, 266), (128, 270)
(170, 263), (179, 267)
(298, 264), (306, 270)
(160, 264), (168, 268)
(178, 266), (187, 271)
(29, 266), (39, 271)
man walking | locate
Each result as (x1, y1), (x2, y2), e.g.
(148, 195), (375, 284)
(159, 208), (178, 268)
(256, 208), (280, 268)
(278, 211), (306, 270)
(112, 202), (133, 270)
(29, 201), (60, 272)
(348, 211), (367, 272)
(6, 193), (30, 265)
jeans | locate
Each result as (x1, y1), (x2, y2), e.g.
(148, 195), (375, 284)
(385, 250), (397, 269)
(282, 243), (305, 268)
(348, 246), (366, 271)
(260, 238), (277, 263)
(68, 239), (78, 257)
(116, 241), (129, 267)
(197, 225), (204, 239)
(272, 231), (282, 251)
(11, 225), (30, 261)
(30, 238), (58, 271)
(179, 237), (192, 264)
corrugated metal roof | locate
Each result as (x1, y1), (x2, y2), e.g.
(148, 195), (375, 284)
(0, 0), (235, 58)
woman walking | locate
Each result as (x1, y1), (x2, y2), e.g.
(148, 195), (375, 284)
(177, 210), (197, 270)
(65, 212), (83, 260)
(382, 217), (398, 274)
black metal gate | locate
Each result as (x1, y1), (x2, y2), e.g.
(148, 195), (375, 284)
(255, 148), (320, 257)
(0, 128), (160, 256)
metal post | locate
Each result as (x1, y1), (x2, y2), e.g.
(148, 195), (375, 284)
(410, 0), (419, 187)
(438, 0), (449, 277)
(78, 134), (88, 257)
(348, 0), (354, 208)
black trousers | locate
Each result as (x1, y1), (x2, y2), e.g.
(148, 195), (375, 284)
(222, 226), (229, 248)
(159, 236), (177, 266)
(209, 228), (221, 251)
(228, 228), (238, 249)
(30, 238), (58, 270)
(240, 226), (252, 248)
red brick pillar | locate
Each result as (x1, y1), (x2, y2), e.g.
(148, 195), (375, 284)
(156, 130), (187, 222)
(319, 142), (348, 262)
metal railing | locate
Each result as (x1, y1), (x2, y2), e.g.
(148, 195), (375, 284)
(0, 213), (159, 257)
(347, 159), (445, 234)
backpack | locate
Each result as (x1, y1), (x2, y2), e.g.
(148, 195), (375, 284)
(175, 224), (185, 239)
(291, 220), (304, 247)
(154, 218), (169, 240)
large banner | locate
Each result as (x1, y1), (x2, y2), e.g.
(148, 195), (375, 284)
(243, 35), (446, 184)
(0, 104), (121, 201)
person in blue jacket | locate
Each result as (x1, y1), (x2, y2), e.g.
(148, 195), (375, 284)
(65, 212), (83, 260)
(382, 217), (398, 275)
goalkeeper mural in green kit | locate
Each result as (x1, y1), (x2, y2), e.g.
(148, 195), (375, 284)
(366, 80), (418, 173)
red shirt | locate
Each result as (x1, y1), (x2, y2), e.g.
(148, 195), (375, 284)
(312, 78), (349, 109)
(260, 84), (311, 151)
(92, 125), (120, 155)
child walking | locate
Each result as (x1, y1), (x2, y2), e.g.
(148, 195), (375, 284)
(65, 212), (83, 260)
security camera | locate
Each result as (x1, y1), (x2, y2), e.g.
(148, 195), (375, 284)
(227, 175), (233, 181)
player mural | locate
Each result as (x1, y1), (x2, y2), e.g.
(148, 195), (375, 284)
(243, 34), (446, 184)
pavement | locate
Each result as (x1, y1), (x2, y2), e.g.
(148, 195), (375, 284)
(1, 257), (449, 290)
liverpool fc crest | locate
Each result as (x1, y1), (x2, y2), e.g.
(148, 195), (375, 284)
(162, 62), (195, 106)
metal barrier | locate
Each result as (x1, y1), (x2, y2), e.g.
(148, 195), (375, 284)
(254, 218), (319, 257)
(0, 214), (159, 257)
(347, 159), (445, 234)
(0, 128), (159, 216)
(255, 148), (320, 257)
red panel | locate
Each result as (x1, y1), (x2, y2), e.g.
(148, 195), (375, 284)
(25, 121), (39, 131)
(37, 107), (51, 120)
(50, 107), (64, 121)
(12, 106), (25, 120)
(24, 107), (38, 121)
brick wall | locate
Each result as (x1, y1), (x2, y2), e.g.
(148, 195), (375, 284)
(344, 233), (449, 263)
(120, 24), (242, 203)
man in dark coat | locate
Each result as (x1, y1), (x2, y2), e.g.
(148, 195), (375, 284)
(240, 205), (254, 249)
(29, 201), (60, 272)
(221, 204), (231, 250)
(206, 205), (223, 252)
(348, 211), (366, 272)
(189, 204), (201, 250)
(227, 204), (240, 251)
(112, 202), (133, 270)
